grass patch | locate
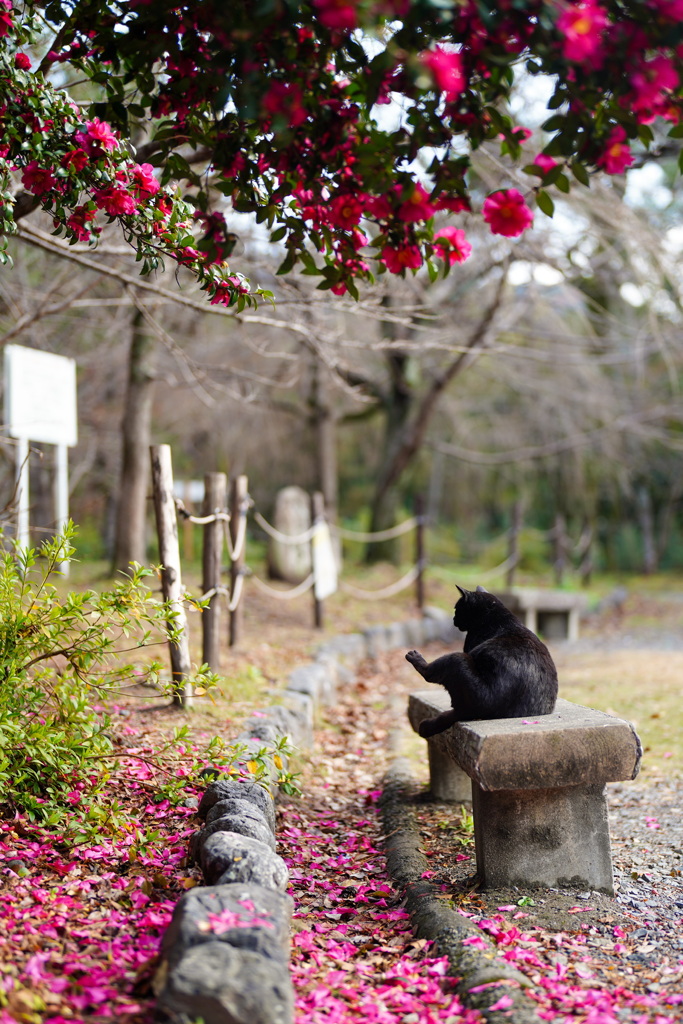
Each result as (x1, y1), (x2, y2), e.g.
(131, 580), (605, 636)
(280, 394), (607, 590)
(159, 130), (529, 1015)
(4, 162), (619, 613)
(553, 648), (683, 778)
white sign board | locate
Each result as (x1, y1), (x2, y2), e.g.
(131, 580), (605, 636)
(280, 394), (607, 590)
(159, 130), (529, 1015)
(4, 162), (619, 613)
(312, 520), (338, 601)
(5, 344), (78, 447)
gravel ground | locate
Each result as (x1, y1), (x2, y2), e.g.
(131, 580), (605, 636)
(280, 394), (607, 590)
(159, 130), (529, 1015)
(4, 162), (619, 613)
(373, 602), (683, 1007)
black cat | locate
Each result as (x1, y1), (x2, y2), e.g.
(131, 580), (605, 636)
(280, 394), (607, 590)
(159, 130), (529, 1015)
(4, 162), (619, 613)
(406, 585), (558, 737)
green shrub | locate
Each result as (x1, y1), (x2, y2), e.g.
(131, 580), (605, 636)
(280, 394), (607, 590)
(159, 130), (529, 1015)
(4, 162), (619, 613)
(0, 524), (301, 840)
(0, 525), (177, 825)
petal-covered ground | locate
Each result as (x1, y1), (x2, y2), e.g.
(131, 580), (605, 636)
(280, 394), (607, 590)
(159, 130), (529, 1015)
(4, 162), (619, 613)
(2, 602), (683, 1023)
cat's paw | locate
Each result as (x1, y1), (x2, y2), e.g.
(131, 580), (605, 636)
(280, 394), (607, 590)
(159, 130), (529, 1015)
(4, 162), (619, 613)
(418, 718), (439, 738)
(405, 649), (426, 668)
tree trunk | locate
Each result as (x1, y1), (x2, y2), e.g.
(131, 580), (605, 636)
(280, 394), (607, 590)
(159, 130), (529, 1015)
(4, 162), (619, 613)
(112, 304), (157, 574)
(364, 273), (508, 564)
(365, 350), (414, 563)
(636, 485), (657, 575)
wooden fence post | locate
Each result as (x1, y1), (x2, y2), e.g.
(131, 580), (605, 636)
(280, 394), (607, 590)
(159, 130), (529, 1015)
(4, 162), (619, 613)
(202, 472), (227, 671)
(229, 474), (248, 647)
(150, 444), (193, 708)
(415, 493), (426, 611)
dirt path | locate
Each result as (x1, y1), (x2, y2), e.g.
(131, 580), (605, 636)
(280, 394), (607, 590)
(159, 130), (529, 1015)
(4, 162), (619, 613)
(281, 631), (683, 1023)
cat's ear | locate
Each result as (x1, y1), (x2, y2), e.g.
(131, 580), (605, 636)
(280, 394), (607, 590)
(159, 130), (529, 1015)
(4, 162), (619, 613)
(456, 585), (468, 597)
(476, 585), (488, 593)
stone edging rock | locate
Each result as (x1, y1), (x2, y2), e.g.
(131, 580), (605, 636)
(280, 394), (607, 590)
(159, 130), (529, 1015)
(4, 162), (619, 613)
(380, 758), (543, 1024)
(155, 608), (459, 1024)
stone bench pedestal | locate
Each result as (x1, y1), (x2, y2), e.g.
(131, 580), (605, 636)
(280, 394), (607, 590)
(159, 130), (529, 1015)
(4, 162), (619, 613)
(408, 692), (642, 894)
(497, 588), (588, 641)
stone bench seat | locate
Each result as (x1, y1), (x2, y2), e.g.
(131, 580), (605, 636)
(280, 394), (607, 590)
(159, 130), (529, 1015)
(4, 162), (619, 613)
(497, 588), (588, 640)
(408, 691), (642, 894)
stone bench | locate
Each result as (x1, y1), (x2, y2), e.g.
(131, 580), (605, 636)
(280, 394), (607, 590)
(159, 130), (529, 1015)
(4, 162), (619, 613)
(408, 691), (642, 894)
(497, 588), (588, 641)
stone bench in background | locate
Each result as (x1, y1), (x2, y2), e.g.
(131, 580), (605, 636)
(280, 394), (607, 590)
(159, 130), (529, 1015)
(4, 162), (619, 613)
(497, 588), (588, 641)
(408, 691), (642, 894)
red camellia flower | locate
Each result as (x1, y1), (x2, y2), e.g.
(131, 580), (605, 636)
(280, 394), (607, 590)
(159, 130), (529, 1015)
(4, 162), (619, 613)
(329, 193), (363, 230)
(422, 47), (466, 102)
(94, 186), (138, 216)
(436, 195), (471, 214)
(65, 205), (97, 241)
(398, 183), (436, 223)
(130, 162), (160, 197)
(380, 241), (423, 273)
(482, 189), (534, 237)
(312, 0), (357, 31)
(61, 148), (89, 172)
(21, 161), (57, 195)
(557, 0), (609, 63)
(596, 126), (634, 174)
(433, 226), (472, 265)
(14, 53), (31, 70)
(365, 194), (393, 220)
(262, 81), (307, 128)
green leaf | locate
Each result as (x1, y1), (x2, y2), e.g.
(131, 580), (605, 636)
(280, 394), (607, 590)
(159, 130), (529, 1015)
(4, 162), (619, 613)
(571, 162), (590, 187)
(536, 190), (555, 217)
(276, 250), (297, 275)
(541, 114), (566, 133)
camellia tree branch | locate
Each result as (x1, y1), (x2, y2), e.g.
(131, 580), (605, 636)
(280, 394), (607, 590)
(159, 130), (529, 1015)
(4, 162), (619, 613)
(1, 0), (683, 308)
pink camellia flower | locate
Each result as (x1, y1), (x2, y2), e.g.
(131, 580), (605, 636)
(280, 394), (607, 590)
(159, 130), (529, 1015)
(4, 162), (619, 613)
(312, 0), (357, 31)
(422, 47), (466, 102)
(510, 126), (533, 144)
(380, 241), (423, 273)
(398, 183), (436, 223)
(21, 161), (57, 195)
(631, 54), (679, 114)
(482, 189), (534, 237)
(433, 226), (472, 265)
(94, 186), (138, 216)
(650, 0), (683, 17)
(0, 0), (13, 37)
(130, 162), (160, 197)
(330, 193), (363, 230)
(84, 117), (119, 151)
(533, 153), (559, 173)
(557, 0), (609, 63)
(596, 126), (634, 173)
(14, 53), (31, 70)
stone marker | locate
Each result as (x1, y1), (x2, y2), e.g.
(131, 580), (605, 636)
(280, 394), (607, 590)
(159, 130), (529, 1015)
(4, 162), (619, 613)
(267, 485), (312, 583)
(408, 691), (642, 893)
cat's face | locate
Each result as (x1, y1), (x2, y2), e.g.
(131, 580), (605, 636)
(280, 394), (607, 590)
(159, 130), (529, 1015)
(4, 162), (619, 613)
(453, 585), (489, 630)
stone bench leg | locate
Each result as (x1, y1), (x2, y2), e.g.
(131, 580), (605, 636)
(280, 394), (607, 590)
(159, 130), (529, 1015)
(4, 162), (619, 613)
(427, 740), (472, 803)
(472, 782), (614, 894)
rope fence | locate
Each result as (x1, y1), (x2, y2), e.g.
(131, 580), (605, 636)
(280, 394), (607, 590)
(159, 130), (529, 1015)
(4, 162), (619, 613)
(149, 445), (428, 701)
(151, 445), (593, 705)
